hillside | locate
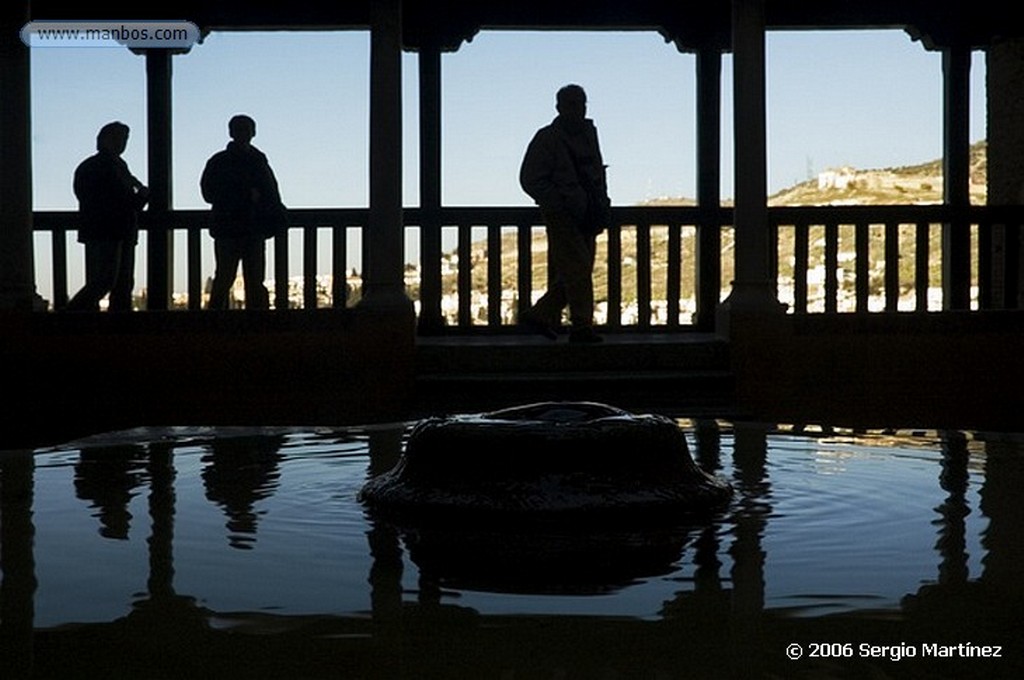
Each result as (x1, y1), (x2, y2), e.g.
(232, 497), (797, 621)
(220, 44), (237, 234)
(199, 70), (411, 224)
(766, 141), (986, 207)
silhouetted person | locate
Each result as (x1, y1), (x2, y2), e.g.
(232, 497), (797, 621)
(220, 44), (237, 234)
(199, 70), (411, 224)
(67, 122), (149, 311)
(519, 84), (610, 344)
(73, 445), (150, 540)
(201, 434), (283, 550)
(201, 114), (287, 310)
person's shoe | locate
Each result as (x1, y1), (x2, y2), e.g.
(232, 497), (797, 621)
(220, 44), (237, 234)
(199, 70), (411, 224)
(519, 311), (558, 341)
(569, 327), (604, 344)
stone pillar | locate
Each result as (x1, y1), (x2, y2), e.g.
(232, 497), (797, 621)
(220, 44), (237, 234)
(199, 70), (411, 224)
(695, 46), (723, 331)
(987, 39), (1024, 204)
(361, 0), (413, 311)
(0, 4), (41, 311)
(0, 452), (36, 678)
(986, 38), (1024, 308)
(717, 0), (782, 335)
(417, 44), (444, 332)
(728, 422), (768, 678)
(145, 49), (174, 311)
(980, 438), (1024, 599)
(942, 46), (972, 311)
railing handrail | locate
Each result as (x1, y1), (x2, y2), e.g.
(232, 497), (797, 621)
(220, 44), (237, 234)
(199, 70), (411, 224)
(33, 202), (1024, 228)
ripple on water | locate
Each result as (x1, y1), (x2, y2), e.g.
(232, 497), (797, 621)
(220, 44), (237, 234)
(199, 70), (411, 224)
(17, 424), (1002, 626)
(743, 433), (981, 616)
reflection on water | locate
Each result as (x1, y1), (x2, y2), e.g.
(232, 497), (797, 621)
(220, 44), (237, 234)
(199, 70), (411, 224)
(2, 422), (1023, 678)
(201, 435), (284, 549)
(74, 444), (149, 540)
(404, 520), (693, 596)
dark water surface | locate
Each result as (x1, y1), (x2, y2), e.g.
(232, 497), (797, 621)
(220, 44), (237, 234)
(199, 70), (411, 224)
(2, 421), (1022, 679)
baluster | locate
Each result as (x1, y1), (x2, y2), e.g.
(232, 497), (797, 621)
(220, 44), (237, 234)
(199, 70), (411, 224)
(487, 223), (502, 327)
(52, 227), (69, 310)
(516, 221), (532, 321)
(418, 212), (443, 330)
(187, 223), (202, 310)
(884, 222), (899, 312)
(273, 233), (289, 310)
(794, 221), (809, 313)
(304, 224), (318, 309)
(606, 223), (622, 329)
(943, 211), (972, 310)
(855, 222), (869, 314)
(667, 222), (682, 329)
(637, 220), (652, 329)
(457, 223), (472, 327)
(825, 221), (838, 314)
(332, 224), (348, 308)
(977, 215), (992, 310)
(695, 213), (722, 331)
(915, 222), (930, 312)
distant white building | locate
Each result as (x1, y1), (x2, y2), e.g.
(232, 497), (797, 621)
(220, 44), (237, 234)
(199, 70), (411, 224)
(818, 166), (857, 190)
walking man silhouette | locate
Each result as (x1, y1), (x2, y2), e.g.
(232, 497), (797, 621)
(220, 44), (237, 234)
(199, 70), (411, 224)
(519, 84), (610, 343)
(67, 122), (149, 311)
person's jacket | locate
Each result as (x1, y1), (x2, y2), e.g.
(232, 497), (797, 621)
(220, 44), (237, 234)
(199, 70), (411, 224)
(73, 151), (147, 243)
(201, 141), (284, 239)
(519, 116), (608, 225)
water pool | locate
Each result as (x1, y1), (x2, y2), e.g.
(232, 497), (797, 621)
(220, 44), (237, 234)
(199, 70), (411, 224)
(1, 420), (1022, 678)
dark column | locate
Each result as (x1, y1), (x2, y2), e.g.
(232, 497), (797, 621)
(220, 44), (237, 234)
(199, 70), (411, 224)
(935, 431), (969, 585)
(146, 442), (176, 600)
(0, 4), (40, 311)
(720, 0), (778, 319)
(695, 46), (723, 331)
(0, 452), (36, 677)
(145, 49), (174, 310)
(942, 46), (972, 311)
(980, 438), (1024, 599)
(729, 422), (769, 678)
(362, 0), (413, 311)
(417, 45), (444, 332)
(366, 425), (407, 676)
(986, 38), (1024, 309)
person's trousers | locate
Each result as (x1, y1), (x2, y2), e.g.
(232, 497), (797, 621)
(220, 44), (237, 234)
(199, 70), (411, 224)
(67, 239), (136, 311)
(208, 236), (270, 310)
(528, 209), (596, 329)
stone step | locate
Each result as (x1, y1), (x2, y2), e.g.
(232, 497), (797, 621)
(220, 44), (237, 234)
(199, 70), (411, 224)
(412, 332), (735, 418)
(416, 332), (730, 374)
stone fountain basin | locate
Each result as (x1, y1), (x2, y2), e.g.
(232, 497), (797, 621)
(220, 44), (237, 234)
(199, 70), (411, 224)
(359, 402), (732, 521)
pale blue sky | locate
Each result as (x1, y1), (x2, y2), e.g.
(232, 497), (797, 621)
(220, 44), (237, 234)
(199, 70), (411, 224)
(28, 28), (987, 298)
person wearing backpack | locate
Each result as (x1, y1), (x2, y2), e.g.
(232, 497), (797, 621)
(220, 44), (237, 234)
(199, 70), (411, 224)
(201, 114), (287, 310)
